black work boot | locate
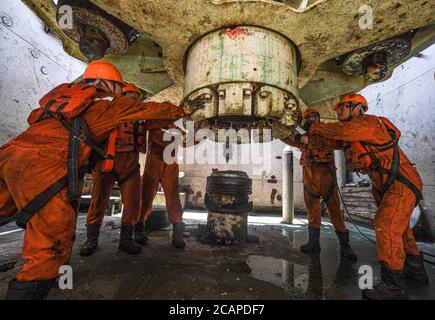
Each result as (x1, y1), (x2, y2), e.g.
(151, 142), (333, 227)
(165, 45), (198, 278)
(404, 254), (429, 283)
(5, 278), (55, 300)
(335, 230), (357, 261)
(134, 221), (149, 246)
(79, 223), (101, 256)
(300, 226), (321, 253)
(362, 265), (409, 300)
(172, 222), (186, 249)
(119, 224), (142, 254)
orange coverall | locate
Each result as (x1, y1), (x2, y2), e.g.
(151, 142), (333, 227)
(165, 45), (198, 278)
(87, 121), (145, 226)
(0, 92), (181, 282)
(282, 137), (347, 232)
(87, 152), (141, 226)
(139, 128), (183, 224)
(309, 114), (423, 270)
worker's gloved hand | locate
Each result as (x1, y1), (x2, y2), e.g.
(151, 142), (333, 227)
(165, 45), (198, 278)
(183, 95), (207, 114)
(300, 134), (309, 145)
(170, 105), (185, 120)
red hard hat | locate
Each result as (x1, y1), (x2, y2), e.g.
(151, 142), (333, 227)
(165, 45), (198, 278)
(302, 108), (320, 119)
(83, 61), (123, 83)
(334, 93), (368, 112)
(122, 83), (141, 95)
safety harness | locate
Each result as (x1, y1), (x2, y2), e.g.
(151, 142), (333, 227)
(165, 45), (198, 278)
(300, 141), (336, 203)
(107, 163), (141, 187)
(100, 120), (145, 187)
(303, 163), (337, 204)
(101, 121), (146, 172)
(15, 82), (113, 229)
(344, 117), (423, 205)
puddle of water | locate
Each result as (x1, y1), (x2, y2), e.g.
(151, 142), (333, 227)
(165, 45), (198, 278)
(246, 255), (324, 299)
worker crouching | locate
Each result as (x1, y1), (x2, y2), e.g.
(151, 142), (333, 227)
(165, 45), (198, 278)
(281, 109), (357, 261)
(80, 83), (147, 256)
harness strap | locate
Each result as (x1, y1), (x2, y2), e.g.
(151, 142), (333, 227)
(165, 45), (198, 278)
(363, 140), (397, 148)
(304, 163), (336, 203)
(60, 116), (112, 201)
(60, 116), (110, 160)
(304, 186), (321, 200)
(377, 166), (423, 206)
(133, 121), (140, 152)
(67, 117), (81, 201)
(378, 141), (400, 198)
(15, 166), (87, 229)
(396, 174), (423, 205)
(357, 143), (396, 160)
(110, 163), (140, 187)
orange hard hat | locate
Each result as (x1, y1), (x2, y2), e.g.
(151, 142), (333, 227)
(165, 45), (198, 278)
(302, 108), (320, 119)
(334, 93), (368, 112)
(122, 83), (141, 95)
(83, 60), (123, 83)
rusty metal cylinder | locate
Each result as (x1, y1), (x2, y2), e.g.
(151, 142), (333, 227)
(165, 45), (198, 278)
(203, 170), (252, 244)
(183, 26), (301, 139)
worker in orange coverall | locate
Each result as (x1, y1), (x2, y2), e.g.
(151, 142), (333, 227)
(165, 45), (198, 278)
(302, 93), (428, 300)
(80, 83), (148, 256)
(0, 61), (184, 300)
(281, 108), (356, 261)
(135, 124), (187, 249)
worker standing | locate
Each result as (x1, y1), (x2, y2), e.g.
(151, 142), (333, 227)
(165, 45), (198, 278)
(79, 83), (147, 256)
(281, 108), (357, 261)
(135, 125), (186, 248)
(0, 61), (184, 300)
(303, 93), (428, 300)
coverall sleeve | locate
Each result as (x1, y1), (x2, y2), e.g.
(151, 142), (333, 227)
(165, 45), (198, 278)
(113, 95), (183, 123)
(309, 117), (375, 142)
(307, 134), (345, 150)
(280, 137), (301, 149)
(149, 128), (180, 148)
(145, 119), (176, 130)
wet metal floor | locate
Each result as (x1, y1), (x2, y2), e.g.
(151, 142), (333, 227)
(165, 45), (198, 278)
(0, 211), (434, 300)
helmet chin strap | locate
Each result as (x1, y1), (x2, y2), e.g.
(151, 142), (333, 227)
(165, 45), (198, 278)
(99, 80), (117, 94)
(345, 106), (355, 122)
(344, 105), (363, 122)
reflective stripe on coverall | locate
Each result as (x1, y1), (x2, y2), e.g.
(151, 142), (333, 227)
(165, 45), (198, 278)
(309, 114), (423, 270)
(0, 93), (181, 281)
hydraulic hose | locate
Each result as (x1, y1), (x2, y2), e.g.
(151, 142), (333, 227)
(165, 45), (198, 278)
(337, 186), (435, 266)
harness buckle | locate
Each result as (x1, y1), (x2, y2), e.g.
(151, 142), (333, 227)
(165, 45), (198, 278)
(74, 135), (86, 142)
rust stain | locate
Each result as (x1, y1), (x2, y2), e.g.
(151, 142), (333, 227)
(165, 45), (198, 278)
(222, 27), (248, 40)
(270, 188), (278, 204)
(267, 175), (278, 184)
